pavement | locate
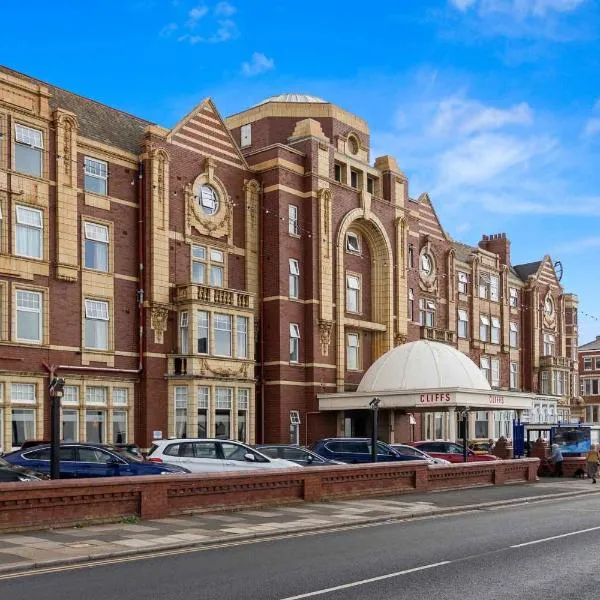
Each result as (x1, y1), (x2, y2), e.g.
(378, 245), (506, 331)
(0, 478), (598, 576)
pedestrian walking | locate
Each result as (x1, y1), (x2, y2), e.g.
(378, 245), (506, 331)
(585, 444), (600, 484)
(550, 444), (564, 477)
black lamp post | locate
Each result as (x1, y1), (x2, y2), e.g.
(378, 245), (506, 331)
(369, 397), (381, 463)
(49, 376), (65, 480)
(460, 408), (469, 463)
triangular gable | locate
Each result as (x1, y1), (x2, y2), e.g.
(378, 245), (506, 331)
(167, 98), (248, 169)
(416, 193), (449, 240)
(536, 255), (562, 289)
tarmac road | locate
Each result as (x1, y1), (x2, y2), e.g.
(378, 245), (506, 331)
(1, 493), (600, 600)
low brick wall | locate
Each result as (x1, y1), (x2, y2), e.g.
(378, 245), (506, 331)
(0, 458), (539, 532)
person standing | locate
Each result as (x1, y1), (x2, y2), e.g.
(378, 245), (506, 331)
(551, 443), (564, 477)
(585, 444), (600, 484)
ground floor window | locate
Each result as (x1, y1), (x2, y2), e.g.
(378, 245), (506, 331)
(175, 386), (188, 438)
(237, 388), (249, 443)
(12, 408), (35, 447)
(86, 410), (106, 443)
(62, 409), (78, 442)
(434, 413), (443, 439)
(475, 411), (488, 438)
(113, 410), (127, 444)
(215, 387), (232, 439)
(494, 410), (515, 439)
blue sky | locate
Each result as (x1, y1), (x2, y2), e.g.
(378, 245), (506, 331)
(1, 0), (599, 343)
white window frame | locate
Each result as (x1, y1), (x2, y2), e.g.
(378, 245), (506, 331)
(584, 357), (593, 371)
(179, 311), (189, 354)
(543, 333), (555, 357)
(16, 289), (42, 343)
(408, 289), (414, 322)
(457, 272), (468, 294)
(480, 315), (490, 342)
(235, 316), (248, 359)
(457, 309), (468, 339)
(489, 275), (499, 302)
(14, 123), (43, 177)
(509, 287), (518, 308)
(84, 222), (109, 272)
(420, 299), (435, 327)
(289, 323), (300, 363)
(214, 313), (232, 357)
(190, 245), (225, 287)
(289, 258), (300, 299)
(15, 205), (43, 259)
(84, 156), (108, 196)
(62, 385), (80, 406)
(480, 356), (491, 383)
(510, 361), (518, 389)
(84, 299), (109, 350)
(86, 386), (107, 406)
(491, 358), (500, 388)
(509, 322), (519, 348)
(347, 332), (360, 370)
(479, 273), (490, 299)
(491, 317), (501, 345)
(197, 310), (209, 355)
(288, 205), (299, 236)
(346, 232), (361, 254)
(346, 274), (360, 313)
(240, 123), (251, 148)
(112, 388), (129, 406)
(174, 386), (188, 438)
(11, 383), (36, 404)
(541, 371), (550, 395)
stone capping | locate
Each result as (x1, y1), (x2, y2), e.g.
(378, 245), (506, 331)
(0, 459), (539, 531)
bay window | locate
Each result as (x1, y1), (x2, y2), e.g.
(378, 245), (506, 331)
(237, 388), (249, 443)
(197, 386), (209, 438)
(197, 311), (209, 354)
(235, 316), (248, 359)
(215, 387), (232, 439)
(214, 314), (232, 356)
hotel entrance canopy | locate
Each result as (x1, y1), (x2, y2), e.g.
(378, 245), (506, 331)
(318, 340), (534, 414)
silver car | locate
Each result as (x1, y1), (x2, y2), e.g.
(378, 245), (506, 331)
(390, 443), (451, 465)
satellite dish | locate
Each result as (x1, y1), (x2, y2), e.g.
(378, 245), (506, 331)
(554, 261), (563, 282)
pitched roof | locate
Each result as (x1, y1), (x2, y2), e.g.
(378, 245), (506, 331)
(0, 65), (152, 154)
(513, 261), (541, 282)
(579, 336), (600, 352)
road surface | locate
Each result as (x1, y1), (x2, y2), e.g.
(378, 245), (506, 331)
(1, 493), (599, 599)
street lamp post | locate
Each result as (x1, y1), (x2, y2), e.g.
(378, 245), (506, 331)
(369, 397), (381, 463)
(460, 408), (469, 463)
(49, 375), (65, 480)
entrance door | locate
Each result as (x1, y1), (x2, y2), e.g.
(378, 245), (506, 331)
(343, 411), (369, 437)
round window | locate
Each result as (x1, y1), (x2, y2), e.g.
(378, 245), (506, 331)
(198, 185), (219, 216)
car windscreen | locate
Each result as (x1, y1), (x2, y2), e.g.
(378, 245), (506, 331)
(105, 447), (144, 463)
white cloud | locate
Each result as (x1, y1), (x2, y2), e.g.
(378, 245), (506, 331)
(188, 5), (209, 23)
(159, 22), (178, 37)
(429, 95), (533, 136)
(209, 19), (238, 42)
(450, 0), (586, 17)
(242, 52), (275, 77)
(583, 118), (600, 138)
(553, 235), (600, 254)
(215, 1), (236, 16)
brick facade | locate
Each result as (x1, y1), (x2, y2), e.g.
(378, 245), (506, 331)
(578, 335), (600, 423)
(0, 72), (580, 452)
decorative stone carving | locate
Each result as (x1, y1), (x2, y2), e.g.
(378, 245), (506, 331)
(198, 359), (253, 379)
(542, 291), (557, 330)
(150, 305), (169, 344)
(419, 240), (438, 293)
(318, 188), (332, 256)
(394, 332), (408, 346)
(318, 319), (333, 356)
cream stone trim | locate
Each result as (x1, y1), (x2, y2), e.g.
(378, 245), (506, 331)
(177, 132), (241, 161)
(115, 351), (139, 357)
(262, 361), (336, 369)
(262, 296), (322, 305)
(263, 184), (317, 199)
(81, 215), (115, 275)
(78, 136), (139, 167)
(264, 381), (337, 388)
(343, 317), (387, 332)
(115, 273), (139, 282)
(81, 270), (115, 366)
(251, 158), (305, 175)
(49, 345), (79, 352)
(12, 198), (50, 264)
(243, 143), (306, 159)
(144, 352), (168, 358)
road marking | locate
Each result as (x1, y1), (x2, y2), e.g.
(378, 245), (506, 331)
(279, 561), (452, 600)
(510, 525), (600, 548)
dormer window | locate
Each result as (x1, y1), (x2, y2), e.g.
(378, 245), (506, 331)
(346, 231), (361, 254)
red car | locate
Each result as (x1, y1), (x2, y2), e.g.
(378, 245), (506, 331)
(413, 441), (498, 463)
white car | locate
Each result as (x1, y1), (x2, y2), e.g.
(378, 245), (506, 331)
(391, 443), (452, 465)
(147, 438), (302, 473)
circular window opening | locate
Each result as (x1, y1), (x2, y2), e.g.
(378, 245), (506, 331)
(198, 185), (219, 216)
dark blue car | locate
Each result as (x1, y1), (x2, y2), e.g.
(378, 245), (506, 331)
(3, 443), (189, 478)
(310, 438), (424, 464)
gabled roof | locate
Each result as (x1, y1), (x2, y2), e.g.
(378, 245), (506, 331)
(513, 261), (542, 282)
(416, 193), (449, 240)
(0, 65), (152, 154)
(579, 336), (600, 352)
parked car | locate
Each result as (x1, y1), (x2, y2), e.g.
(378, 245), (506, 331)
(412, 441), (498, 463)
(390, 443), (451, 465)
(0, 456), (47, 482)
(310, 438), (426, 464)
(112, 443), (144, 460)
(469, 441), (495, 455)
(255, 444), (345, 467)
(147, 439), (303, 473)
(2, 443), (190, 478)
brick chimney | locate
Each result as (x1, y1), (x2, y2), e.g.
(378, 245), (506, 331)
(479, 233), (511, 266)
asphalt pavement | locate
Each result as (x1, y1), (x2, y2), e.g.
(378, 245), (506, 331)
(1, 479), (600, 599)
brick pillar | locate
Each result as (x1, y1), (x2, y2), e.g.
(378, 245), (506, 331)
(303, 473), (323, 502)
(493, 463), (506, 485)
(140, 482), (169, 519)
(414, 463), (429, 491)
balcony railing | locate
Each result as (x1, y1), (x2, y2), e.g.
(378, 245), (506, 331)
(540, 355), (571, 369)
(420, 326), (455, 345)
(174, 284), (254, 310)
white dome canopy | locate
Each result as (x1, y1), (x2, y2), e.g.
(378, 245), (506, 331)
(357, 340), (491, 393)
(255, 93), (327, 106)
